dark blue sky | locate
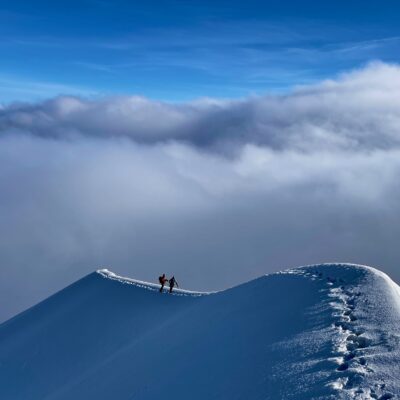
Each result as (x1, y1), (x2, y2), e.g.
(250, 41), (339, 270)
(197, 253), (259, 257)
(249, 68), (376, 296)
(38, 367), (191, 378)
(1, 0), (400, 102)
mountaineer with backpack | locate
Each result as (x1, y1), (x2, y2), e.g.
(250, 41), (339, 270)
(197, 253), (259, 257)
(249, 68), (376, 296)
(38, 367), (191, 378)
(158, 274), (168, 292)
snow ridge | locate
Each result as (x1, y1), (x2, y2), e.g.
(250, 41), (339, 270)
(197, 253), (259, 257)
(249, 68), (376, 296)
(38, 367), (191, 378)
(0, 263), (399, 400)
(97, 268), (212, 296)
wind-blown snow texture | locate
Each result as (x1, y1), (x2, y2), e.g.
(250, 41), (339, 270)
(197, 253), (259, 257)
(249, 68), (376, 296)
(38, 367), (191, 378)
(0, 264), (399, 399)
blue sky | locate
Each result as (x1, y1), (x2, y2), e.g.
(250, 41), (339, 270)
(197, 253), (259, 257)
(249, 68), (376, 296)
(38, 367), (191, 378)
(1, 0), (400, 102)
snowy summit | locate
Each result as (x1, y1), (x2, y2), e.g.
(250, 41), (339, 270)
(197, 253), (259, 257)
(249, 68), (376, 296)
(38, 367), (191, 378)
(0, 263), (399, 399)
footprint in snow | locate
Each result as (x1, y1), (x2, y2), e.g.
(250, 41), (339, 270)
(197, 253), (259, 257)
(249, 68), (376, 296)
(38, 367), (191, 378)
(337, 362), (349, 371)
(378, 394), (394, 400)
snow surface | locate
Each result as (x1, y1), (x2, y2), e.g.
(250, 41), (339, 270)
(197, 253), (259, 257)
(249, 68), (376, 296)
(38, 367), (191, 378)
(0, 263), (399, 400)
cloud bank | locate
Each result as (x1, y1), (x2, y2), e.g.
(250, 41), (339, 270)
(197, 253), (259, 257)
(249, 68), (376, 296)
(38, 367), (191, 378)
(1, 61), (400, 321)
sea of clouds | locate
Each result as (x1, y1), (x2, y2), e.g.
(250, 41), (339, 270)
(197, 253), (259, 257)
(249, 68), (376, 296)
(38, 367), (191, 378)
(1, 61), (400, 321)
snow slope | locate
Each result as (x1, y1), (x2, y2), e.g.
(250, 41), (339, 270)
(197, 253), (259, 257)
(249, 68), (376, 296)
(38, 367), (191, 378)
(0, 264), (399, 400)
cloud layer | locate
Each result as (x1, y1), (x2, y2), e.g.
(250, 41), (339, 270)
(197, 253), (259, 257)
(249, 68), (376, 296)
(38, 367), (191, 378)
(1, 61), (400, 321)
(3, 61), (400, 151)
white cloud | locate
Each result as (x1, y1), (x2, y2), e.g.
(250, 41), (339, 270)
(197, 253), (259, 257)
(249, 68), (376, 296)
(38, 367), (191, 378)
(3, 61), (400, 152)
